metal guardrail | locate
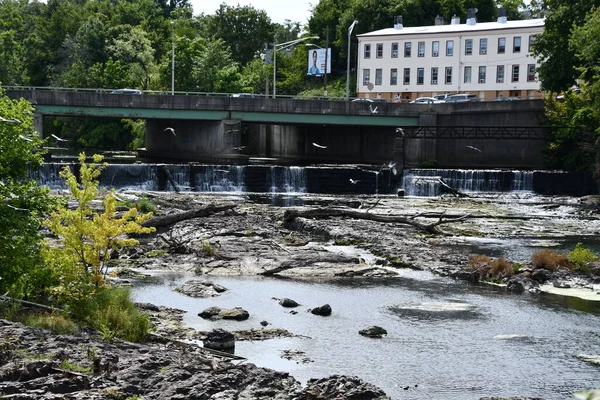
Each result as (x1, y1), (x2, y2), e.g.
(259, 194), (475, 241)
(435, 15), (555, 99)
(404, 125), (551, 139)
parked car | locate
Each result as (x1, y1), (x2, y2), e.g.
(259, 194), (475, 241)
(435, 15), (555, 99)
(231, 93), (257, 98)
(110, 89), (143, 95)
(433, 94), (451, 101)
(445, 94), (479, 103)
(495, 96), (520, 101)
(410, 97), (443, 104)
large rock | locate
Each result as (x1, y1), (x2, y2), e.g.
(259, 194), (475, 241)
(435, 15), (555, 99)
(310, 304), (332, 316)
(305, 375), (391, 400)
(279, 298), (300, 308)
(359, 326), (387, 338)
(203, 328), (235, 352)
(175, 280), (227, 298)
(198, 307), (250, 321)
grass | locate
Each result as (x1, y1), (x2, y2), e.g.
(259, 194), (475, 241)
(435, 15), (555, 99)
(22, 312), (79, 335)
(467, 254), (515, 280)
(568, 243), (596, 273)
(59, 359), (93, 374)
(531, 249), (570, 271)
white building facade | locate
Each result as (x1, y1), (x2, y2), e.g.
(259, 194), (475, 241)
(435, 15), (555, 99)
(356, 14), (545, 101)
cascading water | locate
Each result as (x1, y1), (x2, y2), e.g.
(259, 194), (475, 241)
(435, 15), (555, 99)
(402, 169), (534, 196)
(194, 165), (245, 193)
(269, 166), (306, 194)
(102, 164), (159, 191)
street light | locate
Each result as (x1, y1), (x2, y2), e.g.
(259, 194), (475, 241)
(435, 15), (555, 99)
(273, 36), (319, 98)
(171, 21), (175, 95)
(346, 20), (358, 101)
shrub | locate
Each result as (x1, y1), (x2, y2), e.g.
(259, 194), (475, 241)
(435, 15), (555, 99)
(23, 312), (79, 335)
(490, 258), (515, 279)
(569, 243), (596, 272)
(467, 255), (515, 280)
(531, 249), (569, 271)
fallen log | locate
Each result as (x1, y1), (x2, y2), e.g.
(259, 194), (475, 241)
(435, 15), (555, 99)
(283, 208), (470, 235)
(143, 204), (237, 228)
(0, 294), (63, 313)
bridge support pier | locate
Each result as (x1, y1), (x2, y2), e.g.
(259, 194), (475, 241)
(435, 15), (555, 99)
(34, 113), (43, 139)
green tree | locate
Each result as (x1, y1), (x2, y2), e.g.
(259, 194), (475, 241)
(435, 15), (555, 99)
(106, 25), (157, 89)
(203, 4), (275, 65)
(0, 89), (54, 299)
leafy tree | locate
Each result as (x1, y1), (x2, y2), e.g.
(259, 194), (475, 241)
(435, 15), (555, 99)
(0, 89), (54, 299)
(46, 153), (155, 293)
(533, 0), (600, 93)
(106, 25), (157, 89)
(203, 4), (275, 65)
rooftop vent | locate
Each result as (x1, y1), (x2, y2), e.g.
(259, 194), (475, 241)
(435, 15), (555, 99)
(435, 15), (444, 25)
(451, 14), (460, 25)
(394, 15), (403, 29)
(466, 8), (478, 25)
(497, 7), (508, 23)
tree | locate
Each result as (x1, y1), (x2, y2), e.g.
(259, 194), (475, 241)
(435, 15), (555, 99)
(533, 0), (600, 93)
(203, 4), (275, 66)
(46, 153), (155, 293)
(0, 89), (54, 299)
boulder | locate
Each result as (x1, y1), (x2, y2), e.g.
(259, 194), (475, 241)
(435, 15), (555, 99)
(310, 304), (332, 316)
(305, 375), (391, 400)
(175, 280), (227, 298)
(198, 306), (222, 319)
(203, 328), (235, 352)
(220, 307), (250, 321)
(530, 268), (552, 283)
(279, 298), (300, 308)
(359, 326), (388, 338)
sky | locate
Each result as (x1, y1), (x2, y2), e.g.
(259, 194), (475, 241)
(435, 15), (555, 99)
(189, 0), (315, 25)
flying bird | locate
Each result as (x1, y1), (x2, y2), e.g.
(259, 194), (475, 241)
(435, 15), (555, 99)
(395, 127), (405, 135)
(349, 178), (361, 185)
(51, 133), (68, 142)
(19, 135), (33, 142)
(369, 105), (378, 115)
(312, 142), (327, 149)
(388, 161), (398, 175)
(232, 146), (246, 151)
(0, 116), (20, 123)
(164, 127), (176, 136)
(466, 145), (482, 153)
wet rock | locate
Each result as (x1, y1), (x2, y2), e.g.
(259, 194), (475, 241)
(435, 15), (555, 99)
(506, 276), (539, 294)
(310, 304), (332, 316)
(531, 268), (552, 283)
(175, 280), (227, 298)
(198, 307), (249, 321)
(305, 375), (391, 400)
(506, 279), (525, 294)
(203, 329), (235, 351)
(359, 326), (388, 338)
(480, 397), (544, 400)
(281, 349), (313, 364)
(279, 298), (300, 308)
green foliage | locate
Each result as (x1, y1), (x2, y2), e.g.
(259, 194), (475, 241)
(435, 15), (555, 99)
(45, 152), (156, 290)
(60, 358), (93, 374)
(568, 243), (596, 272)
(575, 389), (600, 400)
(0, 90), (56, 299)
(22, 312), (79, 335)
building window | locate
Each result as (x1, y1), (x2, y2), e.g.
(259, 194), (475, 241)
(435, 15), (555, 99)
(497, 65), (504, 83)
(376, 43), (383, 58)
(528, 35), (536, 52)
(446, 40), (454, 56)
(480, 38), (488, 55)
(478, 66), (486, 83)
(464, 66), (472, 83)
(375, 68), (382, 85)
(498, 37), (505, 54)
(404, 42), (412, 57)
(418, 41), (425, 57)
(527, 64), (536, 82)
(391, 68), (398, 85)
(431, 67), (438, 84)
(445, 67), (452, 84)
(512, 64), (519, 82)
(391, 42), (398, 58)
(364, 44), (371, 59)
(417, 68), (424, 85)
(513, 37), (521, 53)
(403, 68), (410, 85)
(363, 69), (370, 85)
(465, 39), (473, 55)
(432, 41), (439, 57)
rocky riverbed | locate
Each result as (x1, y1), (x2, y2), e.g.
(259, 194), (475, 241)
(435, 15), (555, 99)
(7, 190), (600, 399)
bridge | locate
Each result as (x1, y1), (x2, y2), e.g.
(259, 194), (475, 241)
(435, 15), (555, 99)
(5, 87), (549, 169)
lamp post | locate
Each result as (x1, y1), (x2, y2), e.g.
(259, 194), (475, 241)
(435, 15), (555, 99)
(346, 20), (358, 101)
(273, 36), (319, 98)
(171, 20), (175, 95)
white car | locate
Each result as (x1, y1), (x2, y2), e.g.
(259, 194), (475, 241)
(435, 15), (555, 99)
(410, 97), (443, 104)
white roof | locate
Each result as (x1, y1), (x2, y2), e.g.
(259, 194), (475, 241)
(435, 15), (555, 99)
(357, 18), (545, 38)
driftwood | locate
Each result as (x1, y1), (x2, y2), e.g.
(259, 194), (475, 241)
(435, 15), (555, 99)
(144, 204), (237, 228)
(438, 178), (470, 198)
(0, 294), (63, 313)
(283, 208), (471, 234)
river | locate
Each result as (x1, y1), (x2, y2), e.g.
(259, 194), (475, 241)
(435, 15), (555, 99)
(131, 268), (600, 400)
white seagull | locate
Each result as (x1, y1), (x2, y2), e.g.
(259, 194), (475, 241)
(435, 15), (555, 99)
(51, 133), (68, 142)
(395, 127), (405, 135)
(232, 146), (246, 151)
(19, 135), (33, 142)
(312, 142), (327, 149)
(0, 116), (20, 123)
(349, 178), (361, 185)
(164, 127), (176, 136)
(466, 145), (482, 153)
(369, 105), (378, 115)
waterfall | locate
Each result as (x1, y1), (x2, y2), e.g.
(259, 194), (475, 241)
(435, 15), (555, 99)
(269, 166), (306, 194)
(101, 164), (158, 191)
(402, 169), (534, 196)
(194, 165), (245, 193)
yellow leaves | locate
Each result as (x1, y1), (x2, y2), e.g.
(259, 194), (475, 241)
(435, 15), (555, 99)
(45, 153), (156, 290)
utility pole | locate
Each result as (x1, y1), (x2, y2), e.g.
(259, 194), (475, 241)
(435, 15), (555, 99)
(346, 20), (358, 101)
(324, 26), (329, 97)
